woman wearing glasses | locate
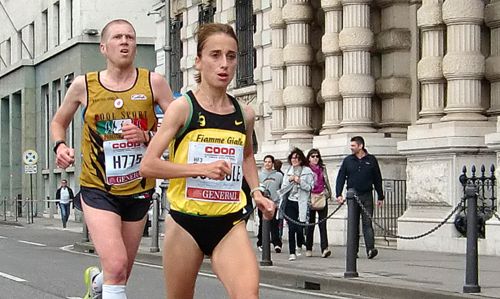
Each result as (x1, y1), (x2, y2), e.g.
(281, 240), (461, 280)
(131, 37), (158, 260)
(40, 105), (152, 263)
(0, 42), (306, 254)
(305, 149), (332, 258)
(280, 148), (314, 261)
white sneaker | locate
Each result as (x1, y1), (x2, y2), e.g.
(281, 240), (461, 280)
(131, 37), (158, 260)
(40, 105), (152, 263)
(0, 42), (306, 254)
(289, 254), (297, 261)
(305, 250), (313, 257)
(296, 247), (302, 256)
(83, 266), (101, 299)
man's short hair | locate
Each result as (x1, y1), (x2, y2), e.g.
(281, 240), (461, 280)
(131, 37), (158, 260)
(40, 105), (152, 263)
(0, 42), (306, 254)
(350, 136), (365, 148)
(101, 19), (136, 42)
(61, 179), (67, 183)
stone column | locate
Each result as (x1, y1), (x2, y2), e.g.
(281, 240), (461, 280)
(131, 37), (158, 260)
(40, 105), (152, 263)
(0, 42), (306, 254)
(485, 117), (500, 255)
(485, 0), (500, 116)
(338, 0), (376, 133)
(320, 0), (343, 135)
(441, 0), (486, 121)
(375, 0), (412, 133)
(416, 0), (446, 123)
(270, 0), (287, 139)
(282, 0), (315, 138)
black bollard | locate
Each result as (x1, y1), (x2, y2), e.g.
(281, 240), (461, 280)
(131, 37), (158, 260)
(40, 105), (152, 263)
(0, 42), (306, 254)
(260, 188), (273, 266)
(150, 193), (160, 253)
(463, 183), (481, 293)
(344, 189), (359, 278)
(82, 221), (90, 242)
(260, 219), (273, 266)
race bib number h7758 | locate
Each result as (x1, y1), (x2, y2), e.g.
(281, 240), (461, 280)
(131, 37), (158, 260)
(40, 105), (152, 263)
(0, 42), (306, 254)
(186, 142), (244, 203)
(104, 140), (146, 185)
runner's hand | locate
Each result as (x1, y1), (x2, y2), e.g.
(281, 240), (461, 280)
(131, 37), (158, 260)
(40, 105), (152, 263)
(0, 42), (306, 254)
(204, 160), (232, 180)
(56, 144), (75, 169)
(122, 123), (147, 143)
(254, 193), (275, 220)
(336, 196), (345, 204)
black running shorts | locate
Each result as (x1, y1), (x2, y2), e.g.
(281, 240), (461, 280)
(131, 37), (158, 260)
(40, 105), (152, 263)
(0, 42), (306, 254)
(76, 187), (152, 221)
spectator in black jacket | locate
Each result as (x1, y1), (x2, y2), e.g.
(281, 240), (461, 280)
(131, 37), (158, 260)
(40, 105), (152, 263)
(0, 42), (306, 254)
(336, 136), (384, 259)
(55, 179), (74, 228)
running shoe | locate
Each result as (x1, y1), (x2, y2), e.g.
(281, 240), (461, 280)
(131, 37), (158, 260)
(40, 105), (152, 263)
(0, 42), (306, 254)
(322, 248), (332, 258)
(83, 266), (101, 299)
(288, 254), (297, 261)
(305, 250), (313, 257)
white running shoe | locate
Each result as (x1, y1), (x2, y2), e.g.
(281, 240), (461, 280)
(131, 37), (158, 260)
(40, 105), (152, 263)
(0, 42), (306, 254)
(83, 266), (101, 299)
(289, 254), (297, 261)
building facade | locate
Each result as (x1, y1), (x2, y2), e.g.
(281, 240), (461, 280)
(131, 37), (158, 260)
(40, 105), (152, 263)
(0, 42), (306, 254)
(150, 0), (500, 255)
(0, 0), (158, 216)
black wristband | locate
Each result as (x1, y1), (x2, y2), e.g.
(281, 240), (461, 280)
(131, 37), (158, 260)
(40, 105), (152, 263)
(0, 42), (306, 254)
(53, 140), (66, 154)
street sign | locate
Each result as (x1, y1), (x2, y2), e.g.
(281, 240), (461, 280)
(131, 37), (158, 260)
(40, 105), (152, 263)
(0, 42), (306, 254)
(23, 150), (39, 165)
(24, 164), (37, 174)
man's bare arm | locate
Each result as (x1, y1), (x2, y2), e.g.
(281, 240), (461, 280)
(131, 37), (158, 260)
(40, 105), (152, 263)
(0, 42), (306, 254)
(50, 75), (86, 168)
(51, 75), (86, 142)
(151, 72), (174, 116)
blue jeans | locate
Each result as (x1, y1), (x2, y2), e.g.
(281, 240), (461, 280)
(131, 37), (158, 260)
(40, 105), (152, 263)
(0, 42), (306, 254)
(59, 203), (70, 227)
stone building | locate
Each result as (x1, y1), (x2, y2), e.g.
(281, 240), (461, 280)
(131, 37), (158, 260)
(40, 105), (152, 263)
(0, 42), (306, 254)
(150, 0), (500, 255)
(0, 0), (158, 215)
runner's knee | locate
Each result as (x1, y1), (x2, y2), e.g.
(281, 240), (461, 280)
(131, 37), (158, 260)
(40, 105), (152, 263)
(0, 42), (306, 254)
(102, 256), (128, 283)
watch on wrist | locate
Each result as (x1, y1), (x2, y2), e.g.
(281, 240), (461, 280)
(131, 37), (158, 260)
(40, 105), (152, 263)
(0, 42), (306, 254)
(250, 186), (265, 198)
(53, 140), (66, 154)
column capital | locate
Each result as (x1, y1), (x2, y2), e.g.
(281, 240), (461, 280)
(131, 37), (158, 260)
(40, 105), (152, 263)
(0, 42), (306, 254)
(339, 28), (374, 51)
(485, 1), (500, 28)
(417, 1), (443, 28)
(282, 2), (314, 24)
(339, 74), (375, 97)
(442, 53), (484, 80)
(341, 0), (373, 5)
(442, 0), (484, 25)
(418, 56), (444, 82)
(321, 0), (343, 10)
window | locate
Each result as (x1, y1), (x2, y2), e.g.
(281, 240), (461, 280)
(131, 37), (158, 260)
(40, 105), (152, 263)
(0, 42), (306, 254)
(66, 0), (73, 39)
(42, 84), (50, 168)
(54, 2), (60, 46)
(236, 0), (255, 87)
(64, 73), (75, 148)
(198, 2), (215, 25)
(42, 9), (48, 52)
(3, 38), (11, 66)
(170, 15), (183, 93)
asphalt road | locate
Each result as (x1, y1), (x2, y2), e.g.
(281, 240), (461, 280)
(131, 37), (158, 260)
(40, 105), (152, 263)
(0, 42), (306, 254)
(0, 223), (361, 299)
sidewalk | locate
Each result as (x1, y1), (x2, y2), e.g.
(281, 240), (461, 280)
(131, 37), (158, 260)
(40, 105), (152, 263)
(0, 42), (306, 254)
(5, 215), (499, 299)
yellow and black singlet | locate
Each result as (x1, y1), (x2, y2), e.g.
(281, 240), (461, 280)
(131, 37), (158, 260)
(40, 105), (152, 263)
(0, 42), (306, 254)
(80, 68), (157, 196)
(168, 90), (247, 216)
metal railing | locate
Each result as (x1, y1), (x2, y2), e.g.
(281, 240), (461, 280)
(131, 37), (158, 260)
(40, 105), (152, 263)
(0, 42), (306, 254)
(372, 179), (407, 239)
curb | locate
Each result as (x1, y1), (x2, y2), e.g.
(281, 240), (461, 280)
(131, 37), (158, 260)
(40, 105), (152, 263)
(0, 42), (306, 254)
(0, 220), (24, 227)
(73, 242), (485, 299)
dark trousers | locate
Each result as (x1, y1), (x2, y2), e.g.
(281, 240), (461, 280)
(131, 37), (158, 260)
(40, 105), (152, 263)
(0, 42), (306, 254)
(306, 204), (329, 252)
(257, 209), (282, 247)
(349, 192), (375, 254)
(285, 200), (304, 254)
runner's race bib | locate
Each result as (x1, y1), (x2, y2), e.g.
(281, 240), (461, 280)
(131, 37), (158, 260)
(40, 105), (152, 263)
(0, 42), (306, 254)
(104, 139), (146, 185)
(186, 142), (244, 203)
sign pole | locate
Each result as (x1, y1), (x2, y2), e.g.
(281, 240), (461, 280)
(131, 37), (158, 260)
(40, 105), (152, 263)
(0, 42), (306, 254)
(30, 174), (34, 223)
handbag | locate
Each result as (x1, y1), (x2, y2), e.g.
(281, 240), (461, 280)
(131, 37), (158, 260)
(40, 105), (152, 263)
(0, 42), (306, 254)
(310, 192), (326, 210)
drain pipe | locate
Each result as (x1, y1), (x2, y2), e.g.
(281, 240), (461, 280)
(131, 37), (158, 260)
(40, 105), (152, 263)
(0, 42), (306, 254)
(164, 0), (171, 84)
